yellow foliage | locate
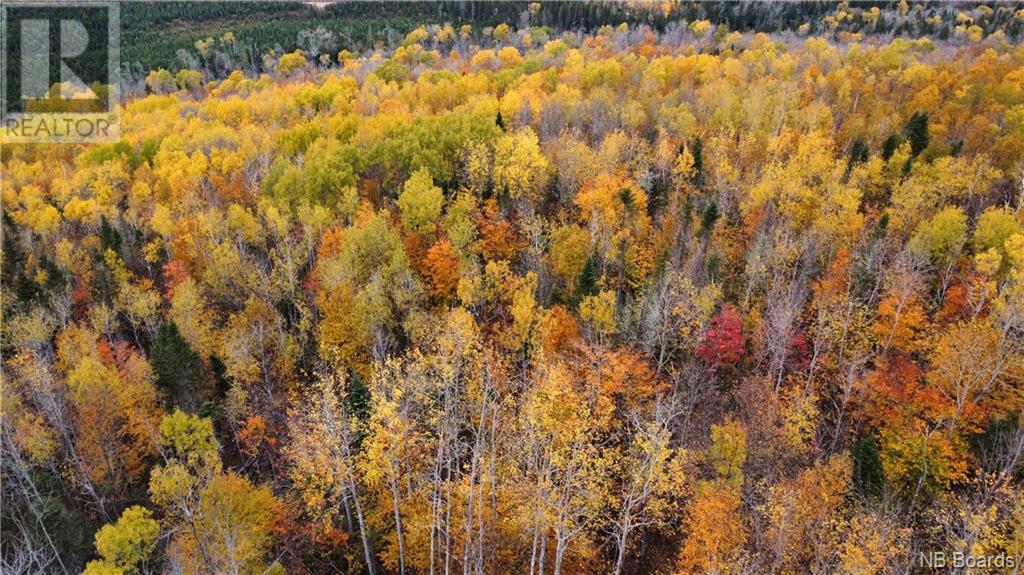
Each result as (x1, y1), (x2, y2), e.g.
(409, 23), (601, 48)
(276, 50), (308, 76)
(579, 290), (617, 336)
(493, 128), (549, 201)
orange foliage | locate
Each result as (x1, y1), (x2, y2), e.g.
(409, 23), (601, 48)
(541, 305), (581, 356)
(238, 415), (269, 456)
(873, 293), (928, 352)
(676, 481), (746, 575)
(812, 248), (851, 308)
(422, 238), (460, 300)
(161, 259), (191, 300)
(854, 354), (951, 429)
(589, 347), (665, 409)
(476, 199), (520, 261)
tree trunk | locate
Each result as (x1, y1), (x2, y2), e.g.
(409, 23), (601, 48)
(346, 472), (377, 575)
(390, 475), (406, 575)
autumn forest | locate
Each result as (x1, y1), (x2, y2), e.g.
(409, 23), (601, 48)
(3, 2), (1024, 574)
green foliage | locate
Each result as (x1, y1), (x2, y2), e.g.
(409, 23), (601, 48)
(904, 111), (930, 157)
(690, 136), (704, 186)
(151, 322), (203, 407)
(99, 216), (122, 254)
(846, 137), (869, 174)
(347, 370), (371, 424)
(576, 254), (599, 300)
(366, 113), (500, 190)
(881, 133), (904, 161)
(1, 489), (95, 572)
(701, 201), (720, 236)
(852, 435), (885, 500)
(263, 138), (361, 214)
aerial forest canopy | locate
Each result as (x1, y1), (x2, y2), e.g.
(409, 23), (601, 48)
(3, 2), (1024, 574)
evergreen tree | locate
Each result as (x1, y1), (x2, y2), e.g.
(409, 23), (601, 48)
(618, 187), (635, 212)
(347, 370), (371, 424)
(904, 111), (929, 157)
(576, 254), (598, 299)
(209, 355), (230, 399)
(99, 216), (122, 254)
(151, 322), (203, 408)
(881, 133), (903, 161)
(701, 201), (720, 235)
(691, 136), (704, 187)
(846, 137), (869, 174)
(852, 435), (885, 500)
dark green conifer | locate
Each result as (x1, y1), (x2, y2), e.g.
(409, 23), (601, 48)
(577, 254), (598, 298)
(904, 111), (929, 157)
(151, 322), (203, 407)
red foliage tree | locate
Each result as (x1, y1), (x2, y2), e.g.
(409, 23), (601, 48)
(696, 304), (745, 369)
